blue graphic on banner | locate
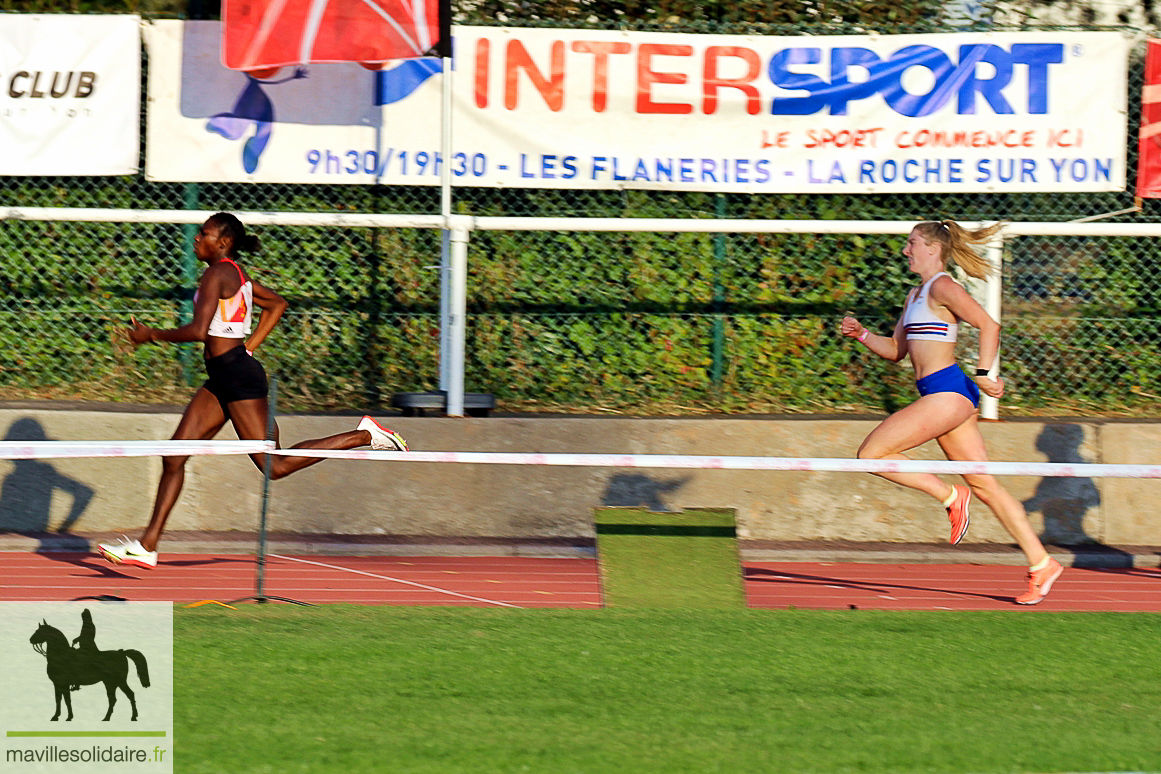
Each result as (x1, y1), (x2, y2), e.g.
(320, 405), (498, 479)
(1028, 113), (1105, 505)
(206, 68), (308, 173)
(768, 43), (1064, 117)
(375, 58), (442, 106)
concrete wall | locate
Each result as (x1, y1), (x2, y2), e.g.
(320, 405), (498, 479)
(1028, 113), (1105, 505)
(0, 407), (1152, 547)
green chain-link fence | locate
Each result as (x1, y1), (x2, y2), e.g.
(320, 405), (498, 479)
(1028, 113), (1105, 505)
(1, 15), (1157, 416)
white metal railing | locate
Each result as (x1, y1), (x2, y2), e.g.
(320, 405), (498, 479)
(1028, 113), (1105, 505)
(6, 207), (1159, 416)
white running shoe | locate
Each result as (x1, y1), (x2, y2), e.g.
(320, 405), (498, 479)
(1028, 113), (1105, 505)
(97, 537), (158, 570)
(357, 416), (409, 451)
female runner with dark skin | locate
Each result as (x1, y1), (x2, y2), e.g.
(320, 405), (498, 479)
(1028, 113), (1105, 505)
(97, 213), (407, 569)
(840, 219), (1063, 605)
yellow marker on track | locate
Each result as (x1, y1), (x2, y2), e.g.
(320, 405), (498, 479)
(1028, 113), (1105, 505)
(183, 600), (237, 609)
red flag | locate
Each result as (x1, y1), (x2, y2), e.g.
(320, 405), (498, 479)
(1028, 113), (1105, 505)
(1136, 39), (1161, 197)
(221, 0), (446, 71)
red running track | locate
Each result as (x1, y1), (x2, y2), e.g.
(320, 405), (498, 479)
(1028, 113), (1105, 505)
(745, 562), (1161, 612)
(0, 552), (603, 609)
(1, 552), (1159, 611)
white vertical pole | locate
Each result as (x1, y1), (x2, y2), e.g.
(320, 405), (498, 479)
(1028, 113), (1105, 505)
(979, 232), (1004, 421)
(438, 52), (454, 395)
(446, 215), (470, 417)
(439, 231), (451, 390)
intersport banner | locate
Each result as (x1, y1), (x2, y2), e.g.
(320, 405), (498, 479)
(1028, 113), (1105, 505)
(0, 15), (140, 176)
(145, 23), (1129, 193)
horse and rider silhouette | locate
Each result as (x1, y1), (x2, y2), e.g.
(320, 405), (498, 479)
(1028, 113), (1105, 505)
(29, 609), (150, 722)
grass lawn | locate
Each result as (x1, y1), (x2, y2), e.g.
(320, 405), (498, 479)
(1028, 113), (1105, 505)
(175, 606), (1161, 773)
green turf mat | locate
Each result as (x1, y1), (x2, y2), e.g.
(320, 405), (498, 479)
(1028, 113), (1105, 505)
(595, 507), (744, 608)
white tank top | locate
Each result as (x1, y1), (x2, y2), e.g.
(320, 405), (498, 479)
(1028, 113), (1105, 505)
(198, 259), (253, 339)
(903, 272), (958, 342)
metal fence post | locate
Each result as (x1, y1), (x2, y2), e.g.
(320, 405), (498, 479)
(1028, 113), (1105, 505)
(228, 377), (311, 606)
(446, 215), (473, 417)
(180, 182), (199, 386)
(438, 47), (454, 396)
(979, 230), (1005, 421)
(711, 194), (726, 387)
(439, 229), (451, 392)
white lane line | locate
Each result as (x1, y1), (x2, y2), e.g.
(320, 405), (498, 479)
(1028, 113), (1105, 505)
(268, 554), (523, 608)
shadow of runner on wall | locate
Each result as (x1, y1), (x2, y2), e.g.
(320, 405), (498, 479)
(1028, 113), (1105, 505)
(1023, 423), (1132, 568)
(0, 417), (94, 553)
(601, 473), (690, 512)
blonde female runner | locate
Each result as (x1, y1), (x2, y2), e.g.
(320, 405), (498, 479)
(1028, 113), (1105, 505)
(840, 220), (1063, 605)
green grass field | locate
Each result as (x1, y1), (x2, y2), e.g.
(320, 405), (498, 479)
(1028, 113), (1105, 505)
(175, 606), (1161, 774)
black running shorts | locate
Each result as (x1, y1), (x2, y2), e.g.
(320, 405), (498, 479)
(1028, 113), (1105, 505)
(203, 345), (268, 409)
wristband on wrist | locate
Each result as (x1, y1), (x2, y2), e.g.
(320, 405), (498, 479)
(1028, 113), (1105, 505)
(975, 368), (990, 377)
(857, 329), (869, 342)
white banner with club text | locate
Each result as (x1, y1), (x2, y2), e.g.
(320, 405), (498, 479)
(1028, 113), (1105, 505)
(0, 15), (141, 176)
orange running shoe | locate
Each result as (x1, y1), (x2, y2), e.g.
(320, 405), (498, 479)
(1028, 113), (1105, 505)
(1015, 557), (1064, 605)
(945, 485), (971, 545)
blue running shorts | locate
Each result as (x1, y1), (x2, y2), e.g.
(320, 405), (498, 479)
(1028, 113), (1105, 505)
(915, 363), (980, 408)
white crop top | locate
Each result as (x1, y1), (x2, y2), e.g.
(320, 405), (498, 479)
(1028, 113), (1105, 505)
(197, 259), (253, 339)
(903, 272), (958, 342)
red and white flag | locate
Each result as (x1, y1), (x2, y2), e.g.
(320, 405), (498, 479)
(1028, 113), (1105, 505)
(221, 0), (447, 71)
(1136, 39), (1161, 197)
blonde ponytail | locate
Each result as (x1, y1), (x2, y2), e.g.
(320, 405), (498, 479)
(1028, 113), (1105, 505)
(913, 219), (1003, 279)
